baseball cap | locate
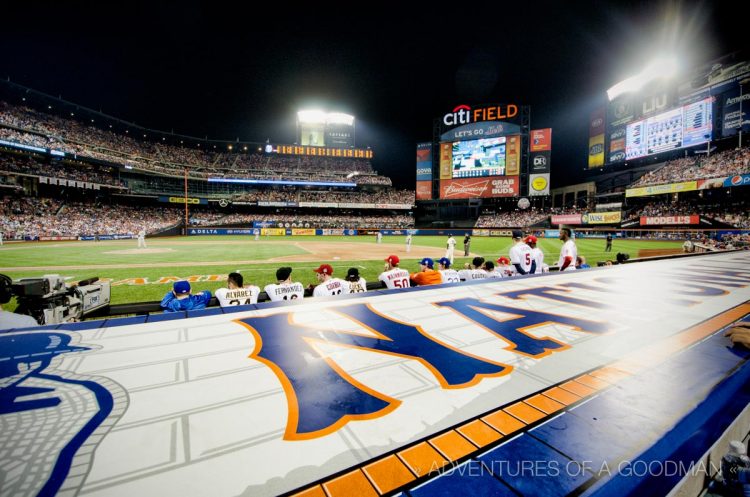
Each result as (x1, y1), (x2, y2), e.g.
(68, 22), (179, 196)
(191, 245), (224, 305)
(314, 264), (333, 275)
(346, 267), (359, 279)
(276, 267), (292, 281)
(438, 257), (451, 268)
(385, 254), (400, 265)
(472, 256), (485, 267)
(524, 235), (538, 244)
(173, 280), (191, 295)
(419, 257), (434, 268)
(497, 256), (511, 265)
(512, 230), (524, 239)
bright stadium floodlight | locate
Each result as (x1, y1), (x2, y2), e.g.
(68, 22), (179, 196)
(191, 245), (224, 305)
(297, 110), (327, 124)
(327, 113), (355, 126)
(607, 56), (679, 101)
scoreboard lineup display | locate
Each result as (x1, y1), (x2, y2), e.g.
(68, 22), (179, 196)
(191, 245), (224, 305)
(625, 97), (713, 160)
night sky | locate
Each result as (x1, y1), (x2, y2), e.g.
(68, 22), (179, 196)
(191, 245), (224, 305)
(0, 1), (744, 189)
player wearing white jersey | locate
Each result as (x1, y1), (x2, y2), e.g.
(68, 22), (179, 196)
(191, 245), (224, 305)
(405, 234), (412, 253)
(215, 272), (260, 307)
(137, 229), (147, 248)
(445, 235), (456, 264)
(312, 264), (350, 297)
(458, 256), (488, 281)
(557, 228), (578, 271)
(508, 230), (535, 275)
(264, 267), (305, 302)
(437, 257), (460, 284)
(483, 260), (505, 278)
(524, 235), (545, 274)
(378, 255), (411, 289)
(496, 257), (516, 277)
(345, 267), (367, 293)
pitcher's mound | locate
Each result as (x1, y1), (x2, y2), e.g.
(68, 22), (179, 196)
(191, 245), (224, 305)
(104, 248), (175, 255)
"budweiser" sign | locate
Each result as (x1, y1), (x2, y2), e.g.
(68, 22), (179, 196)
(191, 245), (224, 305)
(440, 176), (518, 199)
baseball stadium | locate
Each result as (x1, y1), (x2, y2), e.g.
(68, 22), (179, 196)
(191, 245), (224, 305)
(2, 4), (750, 497)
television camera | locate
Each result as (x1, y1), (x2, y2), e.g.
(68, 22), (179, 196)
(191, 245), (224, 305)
(1, 273), (110, 325)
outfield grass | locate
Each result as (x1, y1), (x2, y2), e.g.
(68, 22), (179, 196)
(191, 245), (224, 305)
(0, 235), (683, 307)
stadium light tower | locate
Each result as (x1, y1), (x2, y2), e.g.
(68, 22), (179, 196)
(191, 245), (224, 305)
(607, 57), (679, 101)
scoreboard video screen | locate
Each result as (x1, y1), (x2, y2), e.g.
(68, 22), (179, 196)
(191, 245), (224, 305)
(451, 137), (506, 178)
(625, 97), (713, 160)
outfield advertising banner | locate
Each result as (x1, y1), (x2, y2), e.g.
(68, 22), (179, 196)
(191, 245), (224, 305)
(530, 128), (551, 152)
(626, 181), (698, 197)
(505, 135), (521, 176)
(291, 229), (316, 236)
(528, 173), (550, 196)
(439, 176), (519, 199)
(583, 211), (622, 225)
(724, 174), (750, 188)
(588, 134), (605, 168)
(530, 150), (551, 174)
(159, 196), (207, 205)
(439, 143), (452, 179)
(188, 228), (256, 235)
(416, 143), (432, 181)
(550, 214), (582, 225)
(640, 216), (699, 226)
(589, 108), (605, 168)
(416, 181), (432, 200)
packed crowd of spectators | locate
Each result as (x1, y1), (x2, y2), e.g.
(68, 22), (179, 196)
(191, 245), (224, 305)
(233, 188), (414, 204)
(630, 147), (750, 188)
(0, 196), (181, 239)
(216, 212), (415, 229)
(0, 153), (125, 187)
(474, 207), (585, 228)
(0, 101), (391, 185)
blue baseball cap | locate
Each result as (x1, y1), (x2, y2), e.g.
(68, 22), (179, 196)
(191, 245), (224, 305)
(419, 257), (434, 268)
(173, 281), (191, 294)
(438, 257), (451, 268)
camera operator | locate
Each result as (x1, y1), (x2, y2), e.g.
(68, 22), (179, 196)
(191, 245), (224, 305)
(0, 274), (39, 330)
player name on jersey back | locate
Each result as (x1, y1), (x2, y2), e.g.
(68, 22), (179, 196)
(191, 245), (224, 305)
(313, 278), (350, 297)
(264, 282), (305, 301)
(379, 269), (410, 289)
(439, 269), (461, 283)
(215, 286), (259, 306)
(458, 269), (488, 281)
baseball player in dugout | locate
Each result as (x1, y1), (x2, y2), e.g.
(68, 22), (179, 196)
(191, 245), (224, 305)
(379, 255), (411, 289)
(264, 267), (305, 302)
(311, 264), (350, 297)
(410, 257), (443, 286)
(160, 281), (211, 313)
(437, 257), (460, 284)
(558, 227), (578, 271)
(215, 272), (260, 307)
(509, 230), (536, 275)
(525, 235), (545, 274)
(345, 267), (367, 293)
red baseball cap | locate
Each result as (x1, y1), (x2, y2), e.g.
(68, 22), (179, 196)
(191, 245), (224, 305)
(385, 255), (400, 265)
(497, 256), (510, 265)
(524, 235), (538, 244)
(313, 264), (333, 275)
